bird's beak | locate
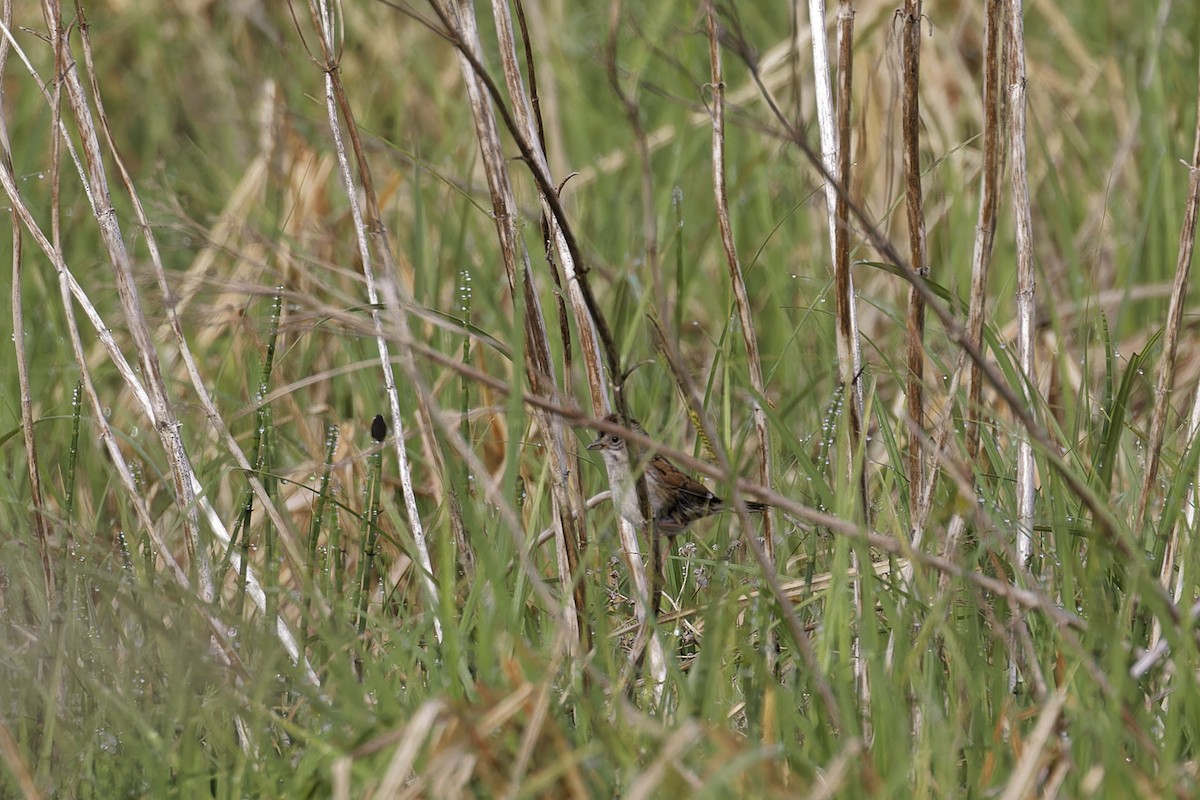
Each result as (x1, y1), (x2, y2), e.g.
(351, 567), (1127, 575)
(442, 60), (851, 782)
(586, 436), (604, 451)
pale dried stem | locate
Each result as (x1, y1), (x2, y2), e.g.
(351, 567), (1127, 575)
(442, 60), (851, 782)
(703, 0), (781, 713)
(1009, 0), (1038, 692)
(1133, 598), (1200, 679)
(374, 701), (446, 797)
(887, 0), (934, 698)
(411, 3), (634, 402)
(70, 5), (321, 676)
(6, 147), (248, 674)
(998, 687), (1067, 800)
(602, 0), (666, 627)
(307, 0), (445, 642)
(1144, 48), (1200, 655)
(490, 0), (599, 653)
(624, 722), (700, 800)
(705, 2), (775, 563)
(1007, 0), (1036, 566)
(44, 0), (212, 600)
(0, 720), (38, 800)
(310, 0), (468, 575)
(889, 370), (969, 675)
(57, 303), (249, 675)
(616, 516), (669, 702)
(386, 326), (576, 656)
(503, 626), (573, 799)
(1135, 49), (1200, 533)
(1150, 378), (1200, 651)
(432, 0), (598, 652)
(947, 0), (1004, 552)
(0, 8), (316, 681)
(1, 0), (52, 607)
(431, 0), (665, 676)
(821, 0), (868, 477)
(809, 0), (838, 250)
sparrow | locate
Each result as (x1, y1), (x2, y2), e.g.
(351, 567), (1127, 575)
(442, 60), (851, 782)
(587, 413), (766, 534)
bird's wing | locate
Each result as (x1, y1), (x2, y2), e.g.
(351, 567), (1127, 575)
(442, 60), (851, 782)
(649, 456), (721, 503)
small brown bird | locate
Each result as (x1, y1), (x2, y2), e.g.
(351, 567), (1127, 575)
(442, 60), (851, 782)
(587, 413), (766, 534)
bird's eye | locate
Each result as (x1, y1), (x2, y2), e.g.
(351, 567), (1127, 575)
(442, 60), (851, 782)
(610, 435), (620, 444)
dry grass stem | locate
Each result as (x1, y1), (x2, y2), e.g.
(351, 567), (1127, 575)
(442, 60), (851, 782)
(1135, 49), (1200, 531)
(900, 0), (928, 528)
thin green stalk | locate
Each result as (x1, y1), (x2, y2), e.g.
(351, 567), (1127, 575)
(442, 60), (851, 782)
(64, 380), (83, 605)
(220, 289), (284, 617)
(460, 264), (472, 491)
(330, 502), (346, 598)
(259, 289), (285, 624)
(302, 423), (339, 655)
(63, 381), (82, 522)
(673, 186), (684, 339)
(307, 425), (340, 576)
(354, 442), (385, 635)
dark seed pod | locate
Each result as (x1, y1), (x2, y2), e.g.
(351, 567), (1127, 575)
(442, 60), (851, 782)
(370, 414), (388, 443)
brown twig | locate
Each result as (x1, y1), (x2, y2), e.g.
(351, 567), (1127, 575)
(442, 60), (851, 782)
(832, 0), (872, 728)
(513, 0), (592, 655)
(828, 1), (869, 525)
(487, 0), (594, 652)
(1135, 49), (1200, 533)
(937, 0), (1006, 565)
(705, 3), (776, 565)
(962, 0), (1005, 466)
(1, 0), (52, 608)
(900, 0), (927, 528)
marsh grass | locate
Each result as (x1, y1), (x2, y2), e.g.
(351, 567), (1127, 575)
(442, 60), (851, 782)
(3, 0), (1200, 797)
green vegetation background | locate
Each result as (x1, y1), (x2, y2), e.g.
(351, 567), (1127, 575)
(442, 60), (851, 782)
(2, 0), (1200, 797)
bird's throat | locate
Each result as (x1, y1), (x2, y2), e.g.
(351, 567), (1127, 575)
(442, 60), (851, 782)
(602, 450), (647, 527)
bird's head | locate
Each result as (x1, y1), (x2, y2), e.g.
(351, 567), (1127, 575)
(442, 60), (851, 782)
(587, 413), (641, 454)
